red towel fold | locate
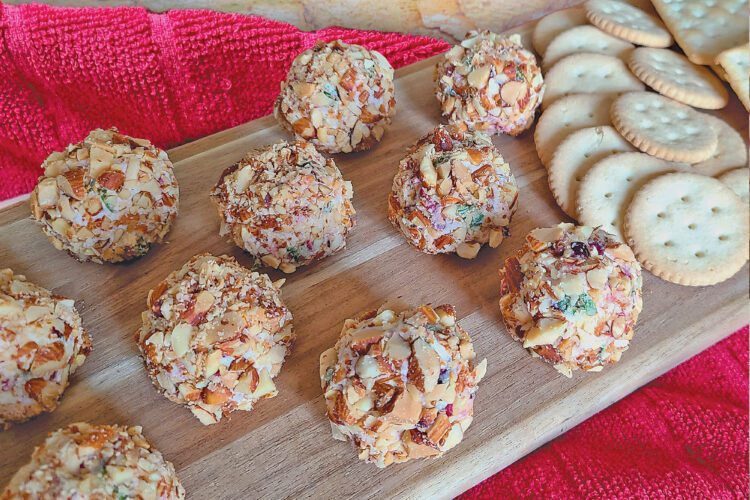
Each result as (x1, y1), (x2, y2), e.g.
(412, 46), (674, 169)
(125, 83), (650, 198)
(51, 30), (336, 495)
(0, 4), (747, 497)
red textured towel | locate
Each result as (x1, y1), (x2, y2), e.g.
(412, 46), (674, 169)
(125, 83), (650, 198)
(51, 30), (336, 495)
(0, 4), (747, 497)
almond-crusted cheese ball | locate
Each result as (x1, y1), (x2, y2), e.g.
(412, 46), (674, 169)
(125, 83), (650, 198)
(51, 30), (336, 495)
(30, 128), (179, 263)
(2, 423), (184, 499)
(136, 254), (294, 425)
(388, 125), (518, 258)
(210, 141), (355, 273)
(435, 31), (544, 136)
(274, 40), (396, 153)
(499, 224), (642, 377)
(320, 304), (487, 467)
(0, 269), (91, 429)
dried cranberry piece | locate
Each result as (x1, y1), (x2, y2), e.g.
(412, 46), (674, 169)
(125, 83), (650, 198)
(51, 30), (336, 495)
(445, 404), (454, 417)
(589, 239), (605, 255)
(571, 241), (590, 258)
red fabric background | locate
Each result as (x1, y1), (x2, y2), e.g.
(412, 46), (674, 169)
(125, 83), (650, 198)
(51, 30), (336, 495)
(0, 4), (747, 497)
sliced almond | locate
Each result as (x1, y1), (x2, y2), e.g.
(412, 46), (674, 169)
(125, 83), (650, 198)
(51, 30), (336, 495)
(36, 178), (59, 209)
(586, 268), (609, 290)
(261, 254), (281, 269)
(204, 350), (222, 377)
(456, 242), (481, 259)
(235, 165), (254, 192)
(202, 385), (231, 405)
(355, 355), (381, 379)
(606, 243), (636, 262)
(419, 155), (438, 188)
(194, 290), (215, 314)
(293, 82), (316, 98)
(440, 424), (464, 450)
(171, 323), (193, 357)
(252, 368), (277, 398)
(467, 65), (491, 89)
(57, 170), (86, 200)
(523, 318), (566, 348)
(89, 146), (114, 179)
(384, 334), (411, 361)
(385, 384), (422, 424)
(500, 80), (527, 105)
(412, 338), (440, 393)
(489, 228), (504, 248)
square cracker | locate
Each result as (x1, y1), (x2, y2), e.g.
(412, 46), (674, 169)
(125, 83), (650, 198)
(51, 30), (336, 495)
(651, 0), (748, 65)
(716, 43), (750, 111)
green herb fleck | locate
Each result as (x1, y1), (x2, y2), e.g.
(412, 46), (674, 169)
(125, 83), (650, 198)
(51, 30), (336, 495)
(575, 293), (597, 316)
(324, 367), (334, 383)
(97, 187), (115, 212)
(322, 83), (339, 101)
(456, 204), (474, 218)
(553, 295), (571, 313)
(554, 293), (596, 316)
(287, 246), (301, 261)
(469, 212), (484, 229)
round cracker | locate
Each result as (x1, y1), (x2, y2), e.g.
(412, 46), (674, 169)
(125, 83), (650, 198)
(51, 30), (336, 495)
(692, 114), (748, 176)
(532, 7), (588, 55)
(576, 152), (687, 240)
(624, 172), (749, 286)
(718, 168), (750, 205)
(627, 48), (729, 109)
(534, 94), (615, 167)
(543, 53), (645, 109)
(585, 0), (673, 48)
(548, 125), (636, 218)
(543, 25), (635, 70)
(610, 92), (718, 163)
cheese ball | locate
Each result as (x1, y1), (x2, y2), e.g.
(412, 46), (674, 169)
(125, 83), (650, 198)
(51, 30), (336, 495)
(388, 124), (519, 258)
(320, 304), (487, 467)
(0, 268), (91, 429)
(136, 254), (294, 425)
(2, 423), (184, 499)
(435, 31), (544, 136)
(274, 40), (396, 153)
(498, 224), (643, 377)
(210, 141), (355, 273)
(30, 128), (179, 263)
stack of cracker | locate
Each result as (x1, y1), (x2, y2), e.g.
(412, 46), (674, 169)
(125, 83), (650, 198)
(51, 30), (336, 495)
(530, 0), (749, 286)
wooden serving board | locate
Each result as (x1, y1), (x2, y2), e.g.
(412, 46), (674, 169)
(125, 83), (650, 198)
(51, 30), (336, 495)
(1, 29), (748, 499)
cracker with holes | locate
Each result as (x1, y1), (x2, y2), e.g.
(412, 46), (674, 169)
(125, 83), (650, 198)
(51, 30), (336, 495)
(692, 114), (748, 176)
(718, 168), (750, 205)
(651, 0), (748, 65)
(577, 152), (687, 240)
(611, 92), (718, 163)
(532, 7), (588, 55)
(627, 48), (728, 109)
(624, 173), (749, 286)
(585, 0), (673, 47)
(543, 53), (645, 108)
(716, 43), (750, 111)
(534, 94), (615, 167)
(543, 26), (634, 70)
(548, 125), (635, 218)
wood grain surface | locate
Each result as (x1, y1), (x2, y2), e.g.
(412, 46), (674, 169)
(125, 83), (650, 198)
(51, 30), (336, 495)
(1, 38), (748, 499)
